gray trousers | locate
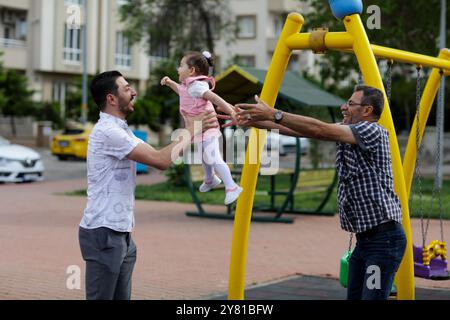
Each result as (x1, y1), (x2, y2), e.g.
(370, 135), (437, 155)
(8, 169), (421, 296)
(79, 226), (137, 300)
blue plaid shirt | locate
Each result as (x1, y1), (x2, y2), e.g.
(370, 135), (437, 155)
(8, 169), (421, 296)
(336, 121), (402, 233)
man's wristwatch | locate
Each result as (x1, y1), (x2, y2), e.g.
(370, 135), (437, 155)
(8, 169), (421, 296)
(274, 110), (283, 123)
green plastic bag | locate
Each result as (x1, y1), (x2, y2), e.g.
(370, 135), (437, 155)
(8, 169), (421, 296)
(339, 250), (352, 288)
(339, 249), (397, 295)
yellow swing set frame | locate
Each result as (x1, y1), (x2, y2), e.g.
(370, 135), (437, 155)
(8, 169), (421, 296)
(227, 9), (450, 301)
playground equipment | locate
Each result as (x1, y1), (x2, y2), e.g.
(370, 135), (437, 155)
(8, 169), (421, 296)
(183, 129), (338, 223)
(410, 67), (449, 280)
(184, 138), (305, 223)
(227, 0), (450, 300)
(184, 66), (342, 223)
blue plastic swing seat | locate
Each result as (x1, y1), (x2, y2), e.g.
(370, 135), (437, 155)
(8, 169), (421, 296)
(413, 245), (450, 280)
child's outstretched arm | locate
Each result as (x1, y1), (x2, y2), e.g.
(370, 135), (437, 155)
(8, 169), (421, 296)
(203, 91), (237, 122)
(161, 76), (179, 95)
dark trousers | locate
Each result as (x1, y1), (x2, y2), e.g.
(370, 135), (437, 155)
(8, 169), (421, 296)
(347, 221), (407, 300)
(79, 226), (137, 300)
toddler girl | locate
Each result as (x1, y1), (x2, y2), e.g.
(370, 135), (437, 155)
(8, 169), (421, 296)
(161, 51), (243, 205)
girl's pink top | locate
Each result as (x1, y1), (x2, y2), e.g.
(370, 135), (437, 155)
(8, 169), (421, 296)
(178, 75), (221, 142)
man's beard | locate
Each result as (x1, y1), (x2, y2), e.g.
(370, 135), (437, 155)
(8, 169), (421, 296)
(118, 97), (134, 115)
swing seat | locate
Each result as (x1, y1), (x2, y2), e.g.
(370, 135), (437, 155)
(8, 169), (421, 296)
(413, 244), (450, 280)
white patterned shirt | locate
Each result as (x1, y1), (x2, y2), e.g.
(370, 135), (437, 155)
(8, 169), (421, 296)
(80, 112), (143, 232)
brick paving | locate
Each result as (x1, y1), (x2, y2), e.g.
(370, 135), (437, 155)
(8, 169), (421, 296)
(0, 170), (449, 300)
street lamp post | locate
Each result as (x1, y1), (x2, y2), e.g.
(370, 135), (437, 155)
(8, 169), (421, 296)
(436, 0), (446, 189)
(81, 0), (88, 125)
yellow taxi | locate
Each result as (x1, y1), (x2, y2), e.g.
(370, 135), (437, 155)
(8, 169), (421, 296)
(51, 122), (93, 160)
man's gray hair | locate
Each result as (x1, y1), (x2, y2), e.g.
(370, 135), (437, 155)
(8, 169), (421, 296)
(354, 85), (384, 118)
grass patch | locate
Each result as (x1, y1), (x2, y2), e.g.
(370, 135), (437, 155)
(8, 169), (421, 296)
(67, 170), (450, 220)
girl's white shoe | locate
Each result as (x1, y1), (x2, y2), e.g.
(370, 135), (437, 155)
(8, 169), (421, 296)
(199, 175), (222, 193)
(224, 186), (243, 205)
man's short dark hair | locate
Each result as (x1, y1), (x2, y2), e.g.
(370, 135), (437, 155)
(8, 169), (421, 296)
(354, 85), (384, 119)
(90, 71), (123, 110)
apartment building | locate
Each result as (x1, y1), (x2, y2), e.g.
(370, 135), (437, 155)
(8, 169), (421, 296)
(0, 0), (317, 120)
(0, 0), (150, 117)
(215, 0), (316, 74)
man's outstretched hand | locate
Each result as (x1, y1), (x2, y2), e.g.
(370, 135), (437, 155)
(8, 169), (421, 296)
(185, 111), (219, 137)
(217, 95), (276, 128)
(235, 95), (276, 124)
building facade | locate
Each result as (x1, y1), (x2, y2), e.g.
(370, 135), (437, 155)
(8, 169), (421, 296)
(0, 0), (150, 120)
(215, 0), (315, 74)
(0, 0), (317, 123)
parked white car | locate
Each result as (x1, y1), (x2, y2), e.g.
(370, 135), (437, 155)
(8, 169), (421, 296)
(266, 132), (310, 156)
(0, 136), (44, 183)
(224, 127), (310, 157)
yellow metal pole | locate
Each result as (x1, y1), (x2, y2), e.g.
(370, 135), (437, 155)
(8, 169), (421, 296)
(227, 12), (304, 300)
(371, 45), (450, 73)
(285, 32), (354, 50)
(337, 45), (450, 73)
(343, 14), (415, 300)
(403, 48), (450, 194)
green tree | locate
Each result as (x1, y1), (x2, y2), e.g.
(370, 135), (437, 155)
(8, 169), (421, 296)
(118, 0), (234, 58)
(65, 75), (99, 124)
(65, 72), (172, 138)
(127, 59), (181, 145)
(0, 53), (6, 114)
(117, 1), (239, 137)
(0, 53), (36, 136)
(34, 101), (64, 129)
(301, 0), (450, 132)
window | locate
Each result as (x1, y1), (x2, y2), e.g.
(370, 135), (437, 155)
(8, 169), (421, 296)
(150, 37), (169, 58)
(207, 15), (221, 40)
(236, 15), (256, 39)
(1, 9), (27, 41)
(272, 14), (284, 38)
(65, 0), (83, 5)
(117, 0), (129, 6)
(63, 24), (82, 64)
(15, 20), (27, 40)
(116, 32), (132, 68)
(236, 55), (255, 67)
(52, 82), (70, 119)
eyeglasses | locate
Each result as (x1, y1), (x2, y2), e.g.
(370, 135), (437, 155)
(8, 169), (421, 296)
(345, 100), (367, 107)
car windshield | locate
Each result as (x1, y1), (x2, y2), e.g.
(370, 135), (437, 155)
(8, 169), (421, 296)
(62, 129), (84, 135)
(0, 136), (11, 146)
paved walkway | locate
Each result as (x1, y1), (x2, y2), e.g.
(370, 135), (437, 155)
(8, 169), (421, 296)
(0, 170), (449, 300)
(214, 275), (450, 300)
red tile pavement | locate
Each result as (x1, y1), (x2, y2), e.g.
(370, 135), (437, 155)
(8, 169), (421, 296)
(0, 171), (449, 300)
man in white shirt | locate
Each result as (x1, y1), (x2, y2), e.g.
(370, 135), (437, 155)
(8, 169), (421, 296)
(79, 71), (216, 300)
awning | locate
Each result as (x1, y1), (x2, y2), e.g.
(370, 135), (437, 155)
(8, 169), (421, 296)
(215, 65), (346, 109)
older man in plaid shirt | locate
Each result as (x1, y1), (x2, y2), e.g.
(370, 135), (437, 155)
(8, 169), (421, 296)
(231, 85), (407, 300)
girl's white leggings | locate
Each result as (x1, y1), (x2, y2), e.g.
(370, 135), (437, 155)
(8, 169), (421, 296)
(199, 137), (237, 190)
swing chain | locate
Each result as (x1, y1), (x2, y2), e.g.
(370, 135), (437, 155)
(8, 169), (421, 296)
(437, 71), (445, 243)
(412, 66), (430, 248)
(357, 69), (364, 85)
(386, 60), (393, 105)
(348, 233), (353, 253)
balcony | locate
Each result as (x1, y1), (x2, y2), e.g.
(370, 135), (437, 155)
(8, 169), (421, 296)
(0, 37), (26, 48)
(0, 37), (27, 70)
(0, 0), (29, 10)
(268, 0), (304, 12)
